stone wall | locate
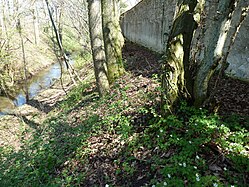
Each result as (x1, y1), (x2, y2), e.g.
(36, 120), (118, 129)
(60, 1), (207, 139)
(121, 0), (249, 81)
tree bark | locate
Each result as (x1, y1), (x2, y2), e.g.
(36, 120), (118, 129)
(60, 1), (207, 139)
(161, 0), (197, 113)
(102, 0), (125, 83)
(88, 0), (110, 96)
(193, 0), (237, 107)
(161, 0), (240, 113)
(32, 2), (40, 45)
(16, 11), (29, 101)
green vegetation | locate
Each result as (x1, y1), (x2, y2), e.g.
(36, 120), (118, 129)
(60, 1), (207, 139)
(62, 27), (88, 57)
(1, 1), (248, 186)
(0, 74), (248, 186)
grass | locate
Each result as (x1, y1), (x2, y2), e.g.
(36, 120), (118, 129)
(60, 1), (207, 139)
(0, 73), (248, 186)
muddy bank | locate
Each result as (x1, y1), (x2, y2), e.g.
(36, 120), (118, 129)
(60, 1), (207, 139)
(0, 39), (57, 97)
(0, 59), (66, 115)
(0, 82), (69, 150)
(0, 97), (15, 114)
(0, 57), (93, 150)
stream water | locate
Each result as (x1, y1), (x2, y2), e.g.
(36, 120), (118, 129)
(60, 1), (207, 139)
(0, 60), (72, 115)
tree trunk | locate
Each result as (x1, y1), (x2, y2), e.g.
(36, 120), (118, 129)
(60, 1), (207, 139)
(102, 0), (125, 83)
(45, 0), (77, 85)
(193, 0), (237, 107)
(161, 0), (240, 113)
(45, 0), (70, 68)
(32, 2), (40, 45)
(161, 0), (197, 113)
(0, 0), (8, 38)
(88, 0), (110, 96)
(0, 0), (5, 35)
(16, 13), (29, 101)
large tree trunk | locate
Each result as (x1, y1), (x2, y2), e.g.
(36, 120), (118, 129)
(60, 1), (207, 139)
(193, 0), (238, 107)
(161, 0), (197, 113)
(88, 0), (110, 96)
(161, 0), (241, 113)
(102, 0), (125, 83)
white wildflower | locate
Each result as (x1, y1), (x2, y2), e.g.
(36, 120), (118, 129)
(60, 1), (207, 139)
(163, 182), (167, 186)
(152, 185), (156, 187)
(183, 162), (186, 167)
(213, 183), (218, 187)
(105, 184), (109, 187)
(240, 150), (247, 155)
(170, 134), (173, 137)
(167, 174), (171, 178)
(189, 141), (192, 144)
(195, 123), (198, 126)
(196, 155), (200, 160)
(194, 166), (197, 169)
(224, 167), (227, 171)
(160, 129), (163, 133)
(196, 177), (200, 182)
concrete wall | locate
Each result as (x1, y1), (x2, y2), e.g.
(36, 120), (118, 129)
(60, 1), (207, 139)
(121, 0), (249, 81)
(121, 0), (177, 53)
(225, 8), (249, 81)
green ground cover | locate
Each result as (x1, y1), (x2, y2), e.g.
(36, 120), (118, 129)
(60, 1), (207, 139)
(0, 72), (248, 186)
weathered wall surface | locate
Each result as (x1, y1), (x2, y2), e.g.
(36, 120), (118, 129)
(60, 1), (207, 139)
(121, 0), (249, 81)
(225, 12), (249, 81)
(121, 0), (177, 53)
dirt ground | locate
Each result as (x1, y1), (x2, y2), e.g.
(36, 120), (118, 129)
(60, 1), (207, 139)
(123, 41), (249, 116)
(1, 41), (248, 150)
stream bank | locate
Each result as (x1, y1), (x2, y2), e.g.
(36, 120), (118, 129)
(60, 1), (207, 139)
(0, 57), (75, 115)
(0, 55), (93, 149)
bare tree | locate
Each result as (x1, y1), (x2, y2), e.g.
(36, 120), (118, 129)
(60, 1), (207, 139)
(87, 0), (109, 96)
(102, 0), (125, 83)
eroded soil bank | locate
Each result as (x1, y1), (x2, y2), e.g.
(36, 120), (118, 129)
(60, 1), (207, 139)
(0, 55), (93, 149)
(0, 37), (56, 97)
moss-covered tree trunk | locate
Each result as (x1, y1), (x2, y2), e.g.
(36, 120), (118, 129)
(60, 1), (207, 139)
(161, 0), (197, 113)
(88, 0), (110, 96)
(162, 0), (239, 113)
(101, 0), (125, 83)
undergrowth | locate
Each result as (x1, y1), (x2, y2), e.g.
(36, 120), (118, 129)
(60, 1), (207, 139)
(0, 80), (248, 187)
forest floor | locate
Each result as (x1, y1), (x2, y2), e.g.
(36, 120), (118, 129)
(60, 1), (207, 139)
(0, 42), (248, 186)
(123, 42), (249, 117)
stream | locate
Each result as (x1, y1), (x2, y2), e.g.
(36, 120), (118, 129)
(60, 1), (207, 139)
(0, 60), (72, 115)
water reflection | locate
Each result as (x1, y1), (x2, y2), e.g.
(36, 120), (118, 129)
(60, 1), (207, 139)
(15, 63), (60, 105)
(0, 59), (72, 114)
(14, 62), (62, 106)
